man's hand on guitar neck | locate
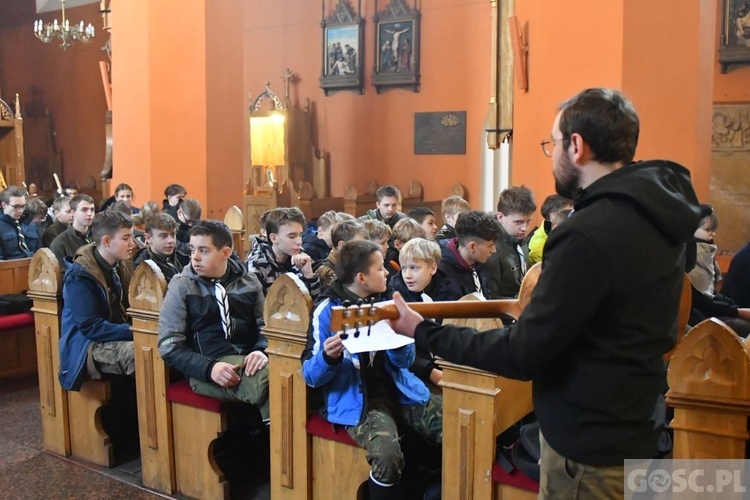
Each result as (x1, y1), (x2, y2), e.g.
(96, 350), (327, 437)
(387, 292), (425, 338)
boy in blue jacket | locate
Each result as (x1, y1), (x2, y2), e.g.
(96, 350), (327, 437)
(59, 211), (136, 391)
(302, 240), (442, 500)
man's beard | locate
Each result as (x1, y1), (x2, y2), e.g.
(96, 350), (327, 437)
(554, 153), (583, 200)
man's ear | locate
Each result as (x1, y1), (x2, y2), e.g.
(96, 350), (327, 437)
(336, 240), (345, 250)
(394, 239), (404, 251)
(143, 232), (153, 244)
(429, 262), (438, 276)
(268, 232), (278, 244)
(496, 212), (503, 223)
(221, 246), (233, 258)
(570, 133), (590, 165)
(101, 234), (110, 247)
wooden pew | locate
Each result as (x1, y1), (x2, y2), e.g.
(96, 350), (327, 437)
(264, 273), (371, 499)
(129, 259), (236, 498)
(224, 205), (247, 259)
(0, 257), (35, 380)
(0, 256), (32, 294)
(264, 265), (542, 500)
(296, 180), (344, 223)
(127, 261), (175, 494)
(343, 180), (379, 218)
(667, 318), (750, 459)
(401, 181), (467, 229)
(27, 248), (114, 465)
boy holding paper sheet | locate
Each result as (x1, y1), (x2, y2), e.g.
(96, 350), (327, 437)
(302, 240), (442, 500)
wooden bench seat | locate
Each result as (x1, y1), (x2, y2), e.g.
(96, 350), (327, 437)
(0, 311), (36, 379)
(0, 256), (36, 380)
(166, 380), (229, 500)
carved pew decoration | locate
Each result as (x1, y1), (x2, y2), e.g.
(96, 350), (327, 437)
(28, 249), (70, 457)
(223, 205), (246, 259)
(127, 261), (175, 494)
(263, 273), (313, 499)
(0, 256), (35, 380)
(667, 318), (750, 459)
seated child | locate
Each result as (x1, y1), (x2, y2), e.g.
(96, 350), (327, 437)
(302, 240), (442, 499)
(688, 204), (721, 296)
(133, 212), (189, 282)
(407, 207), (438, 240)
(162, 183), (187, 221)
(439, 211), (501, 298)
(314, 219), (368, 291)
(59, 211), (135, 391)
(487, 186), (536, 299)
(361, 218), (392, 258)
(246, 207), (321, 299)
(435, 195), (470, 242)
(359, 185), (407, 229)
(384, 218), (426, 277)
(304, 210), (341, 263)
(158, 220), (270, 421)
(389, 238), (463, 386)
(528, 194), (573, 265)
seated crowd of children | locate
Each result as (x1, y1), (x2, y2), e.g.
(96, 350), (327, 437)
(7, 177), (742, 498)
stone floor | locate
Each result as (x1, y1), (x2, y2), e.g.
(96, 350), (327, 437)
(0, 375), (271, 499)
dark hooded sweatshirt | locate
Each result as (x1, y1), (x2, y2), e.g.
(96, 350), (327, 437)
(415, 161), (701, 465)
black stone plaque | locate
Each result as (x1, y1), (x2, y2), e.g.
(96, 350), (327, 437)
(414, 111), (466, 155)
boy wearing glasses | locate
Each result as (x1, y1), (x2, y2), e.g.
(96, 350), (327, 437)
(0, 185), (39, 260)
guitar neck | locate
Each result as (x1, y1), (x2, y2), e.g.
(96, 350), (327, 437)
(377, 299), (521, 320)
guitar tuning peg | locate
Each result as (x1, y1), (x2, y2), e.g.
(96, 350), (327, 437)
(342, 300), (352, 319)
(357, 298), (364, 306)
(369, 296), (377, 315)
(367, 319), (373, 336)
(354, 321), (361, 338)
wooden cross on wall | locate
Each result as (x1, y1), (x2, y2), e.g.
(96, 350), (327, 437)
(281, 68), (296, 104)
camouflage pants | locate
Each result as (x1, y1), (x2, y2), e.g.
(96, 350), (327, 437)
(189, 354), (270, 420)
(346, 394), (443, 484)
(87, 340), (135, 379)
(539, 431), (623, 499)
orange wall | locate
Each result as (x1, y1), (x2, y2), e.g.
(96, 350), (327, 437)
(513, 0), (715, 208)
(512, 0), (625, 209)
(112, 0), (244, 218)
(0, 1), (106, 192)
(244, 0), (492, 205)
(622, 0), (715, 201)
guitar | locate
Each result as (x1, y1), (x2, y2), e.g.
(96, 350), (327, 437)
(329, 263), (542, 333)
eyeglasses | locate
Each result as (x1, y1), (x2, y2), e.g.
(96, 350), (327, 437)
(540, 137), (565, 158)
(5, 204), (25, 211)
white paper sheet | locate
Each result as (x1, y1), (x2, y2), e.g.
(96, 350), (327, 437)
(340, 320), (414, 354)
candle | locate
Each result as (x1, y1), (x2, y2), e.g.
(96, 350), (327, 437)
(79, 21), (84, 32)
(53, 19), (58, 30)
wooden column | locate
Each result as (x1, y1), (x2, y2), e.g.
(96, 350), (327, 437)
(27, 249), (69, 457)
(127, 261), (175, 493)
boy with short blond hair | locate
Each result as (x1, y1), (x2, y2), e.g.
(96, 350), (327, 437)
(305, 210), (341, 263)
(389, 238), (462, 386)
(385, 218), (426, 276)
(246, 207), (321, 299)
(436, 195), (470, 241)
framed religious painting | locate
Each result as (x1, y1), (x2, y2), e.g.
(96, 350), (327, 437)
(719, 0), (750, 72)
(372, 0), (421, 93)
(320, 0), (364, 96)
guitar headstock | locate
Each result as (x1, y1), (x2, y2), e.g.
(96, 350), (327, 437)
(329, 298), (389, 338)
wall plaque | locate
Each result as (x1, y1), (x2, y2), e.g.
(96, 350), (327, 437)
(414, 111), (466, 155)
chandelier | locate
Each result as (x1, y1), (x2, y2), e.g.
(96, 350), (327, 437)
(34, 0), (95, 50)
